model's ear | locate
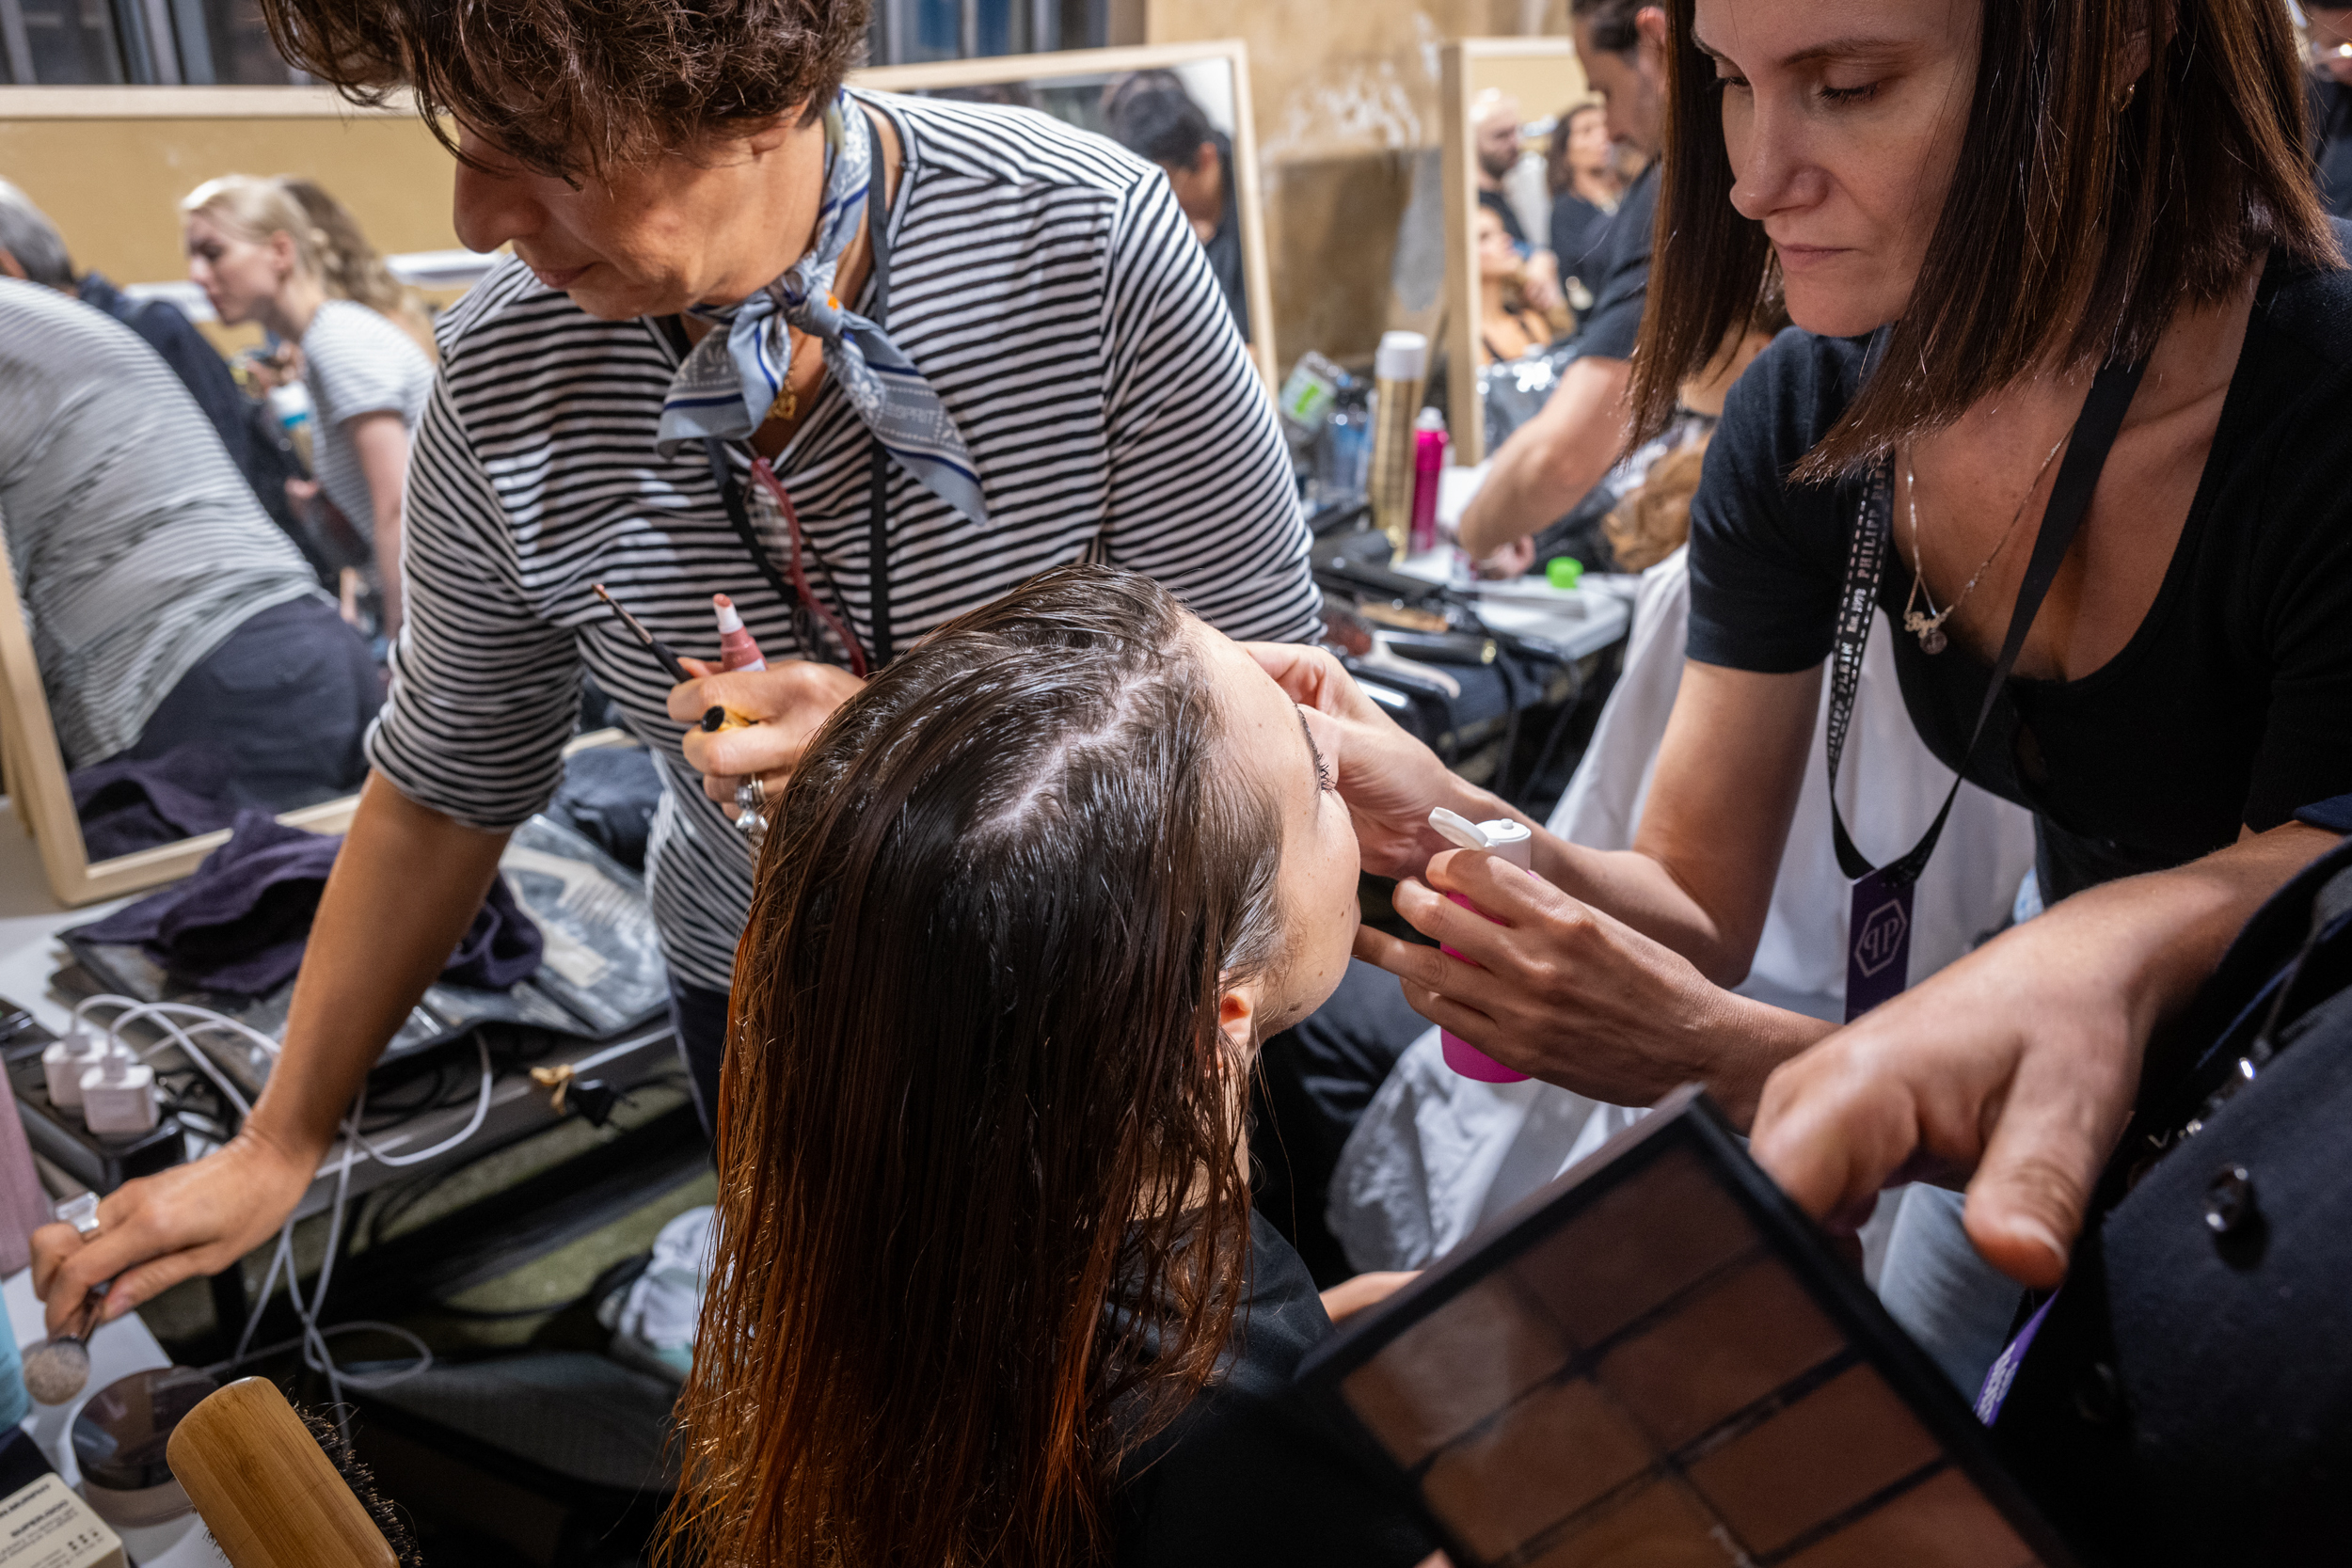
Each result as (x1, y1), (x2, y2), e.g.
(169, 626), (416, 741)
(1216, 982), (1261, 1054)
(0, 249), (24, 281)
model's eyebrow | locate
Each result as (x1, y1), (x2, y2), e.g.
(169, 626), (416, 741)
(1691, 28), (1915, 70)
(1295, 705), (1328, 788)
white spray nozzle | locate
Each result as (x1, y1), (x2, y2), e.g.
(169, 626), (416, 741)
(1428, 807), (1493, 852)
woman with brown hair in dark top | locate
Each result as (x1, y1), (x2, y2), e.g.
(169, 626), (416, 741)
(1257, 0), (2352, 1369)
(661, 565), (1429, 1568)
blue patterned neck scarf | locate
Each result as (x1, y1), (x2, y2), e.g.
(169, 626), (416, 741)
(655, 94), (988, 526)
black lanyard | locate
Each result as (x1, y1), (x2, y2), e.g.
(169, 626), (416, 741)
(689, 147), (899, 672)
(1829, 339), (2147, 1020)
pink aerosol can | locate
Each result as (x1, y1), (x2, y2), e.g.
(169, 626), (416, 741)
(1427, 806), (1534, 1083)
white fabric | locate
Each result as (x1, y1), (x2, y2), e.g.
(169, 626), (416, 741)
(1330, 546), (2036, 1270)
(601, 1204), (715, 1382)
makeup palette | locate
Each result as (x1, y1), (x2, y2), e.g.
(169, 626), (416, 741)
(1298, 1086), (2075, 1568)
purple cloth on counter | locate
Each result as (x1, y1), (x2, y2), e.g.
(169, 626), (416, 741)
(70, 743), (240, 861)
(81, 810), (541, 997)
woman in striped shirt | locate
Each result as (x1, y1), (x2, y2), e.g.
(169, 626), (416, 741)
(35, 0), (1319, 1328)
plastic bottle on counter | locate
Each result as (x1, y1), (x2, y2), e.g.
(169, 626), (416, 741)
(1407, 406), (1448, 555)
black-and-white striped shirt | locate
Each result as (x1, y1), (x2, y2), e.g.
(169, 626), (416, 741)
(0, 282), (320, 768)
(369, 91), (1319, 991)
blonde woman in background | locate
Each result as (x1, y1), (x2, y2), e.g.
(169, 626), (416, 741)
(182, 175), (432, 638)
(278, 176), (437, 363)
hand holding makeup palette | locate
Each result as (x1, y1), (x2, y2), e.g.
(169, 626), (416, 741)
(1298, 1087), (2076, 1568)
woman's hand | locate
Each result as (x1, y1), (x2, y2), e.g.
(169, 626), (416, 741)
(30, 1129), (319, 1337)
(1751, 820), (2339, 1290)
(1245, 643), (1494, 880)
(1357, 847), (1817, 1122)
(670, 658), (866, 816)
(1750, 917), (2146, 1289)
(1473, 537), (1536, 580)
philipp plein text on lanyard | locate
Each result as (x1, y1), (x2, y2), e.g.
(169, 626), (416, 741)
(1828, 346), (2148, 1022)
(694, 171), (899, 679)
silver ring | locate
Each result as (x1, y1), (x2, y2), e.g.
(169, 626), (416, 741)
(55, 1193), (99, 1241)
(734, 776), (768, 814)
(731, 780), (770, 850)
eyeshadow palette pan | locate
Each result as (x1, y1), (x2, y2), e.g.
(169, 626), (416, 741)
(1298, 1086), (2074, 1568)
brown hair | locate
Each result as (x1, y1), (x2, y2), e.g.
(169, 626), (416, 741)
(257, 0), (873, 177)
(1631, 0), (2342, 479)
(1604, 436), (1709, 572)
(662, 564), (1287, 1568)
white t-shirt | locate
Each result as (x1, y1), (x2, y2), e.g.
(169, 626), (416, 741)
(300, 298), (432, 530)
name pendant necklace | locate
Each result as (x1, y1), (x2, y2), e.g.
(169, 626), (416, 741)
(1900, 429), (2069, 655)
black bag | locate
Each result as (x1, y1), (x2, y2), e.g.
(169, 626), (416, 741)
(1990, 827), (2352, 1566)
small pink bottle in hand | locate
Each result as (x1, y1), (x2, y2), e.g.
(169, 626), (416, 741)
(712, 594), (768, 673)
(1427, 807), (1534, 1084)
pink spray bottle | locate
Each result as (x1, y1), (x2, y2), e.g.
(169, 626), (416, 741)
(1427, 806), (1534, 1083)
(712, 594), (768, 673)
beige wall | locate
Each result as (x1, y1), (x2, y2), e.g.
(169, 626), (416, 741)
(0, 91), (464, 352)
(1149, 0), (1570, 374)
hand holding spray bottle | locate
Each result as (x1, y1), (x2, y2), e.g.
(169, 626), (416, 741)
(1426, 807), (1535, 1084)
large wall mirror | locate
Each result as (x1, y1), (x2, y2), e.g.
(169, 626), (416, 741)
(0, 42), (1270, 905)
(857, 40), (1275, 387)
(1438, 38), (1594, 467)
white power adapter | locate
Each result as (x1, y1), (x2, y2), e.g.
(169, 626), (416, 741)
(78, 1055), (158, 1137)
(41, 1027), (108, 1111)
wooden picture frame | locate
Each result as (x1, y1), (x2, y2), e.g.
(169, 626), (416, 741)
(854, 39), (1276, 388)
(1440, 38), (1587, 467)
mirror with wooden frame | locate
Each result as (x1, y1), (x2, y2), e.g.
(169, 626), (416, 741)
(1438, 38), (1596, 467)
(0, 88), (467, 905)
(857, 40), (1276, 388)
(0, 40), (1272, 907)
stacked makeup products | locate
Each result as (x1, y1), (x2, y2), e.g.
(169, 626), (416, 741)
(1300, 1087), (2074, 1568)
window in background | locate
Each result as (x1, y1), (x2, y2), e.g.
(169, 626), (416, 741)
(3, 0), (129, 84)
(0, 0), (294, 82)
(867, 0), (1104, 67)
(190, 0), (294, 82)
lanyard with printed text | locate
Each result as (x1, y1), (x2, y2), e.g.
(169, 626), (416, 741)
(1828, 341), (2146, 1021)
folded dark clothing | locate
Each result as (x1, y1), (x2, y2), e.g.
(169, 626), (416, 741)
(70, 743), (240, 862)
(82, 810), (541, 997)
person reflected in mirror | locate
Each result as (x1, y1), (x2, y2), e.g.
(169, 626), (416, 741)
(665, 565), (1429, 1568)
(1457, 0), (1666, 572)
(183, 175), (433, 641)
(1473, 204), (1555, 368)
(0, 180), (311, 551)
(0, 283), (381, 853)
(1546, 101), (1625, 293)
(1470, 89), (1565, 318)
(1104, 69), (1251, 339)
(277, 177), (439, 364)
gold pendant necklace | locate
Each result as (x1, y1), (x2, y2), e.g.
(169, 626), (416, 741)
(1901, 429), (2070, 655)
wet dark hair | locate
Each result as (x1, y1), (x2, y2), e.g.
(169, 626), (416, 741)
(1103, 70), (1214, 167)
(663, 563), (1286, 1568)
(257, 0), (872, 177)
(1632, 0), (2342, 480)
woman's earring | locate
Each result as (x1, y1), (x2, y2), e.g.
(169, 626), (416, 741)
(2115, 80), (2138, 113)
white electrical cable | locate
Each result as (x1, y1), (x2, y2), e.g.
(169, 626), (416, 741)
(69, 997), (470, 1413)
(343, 1036), (495, 1169)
